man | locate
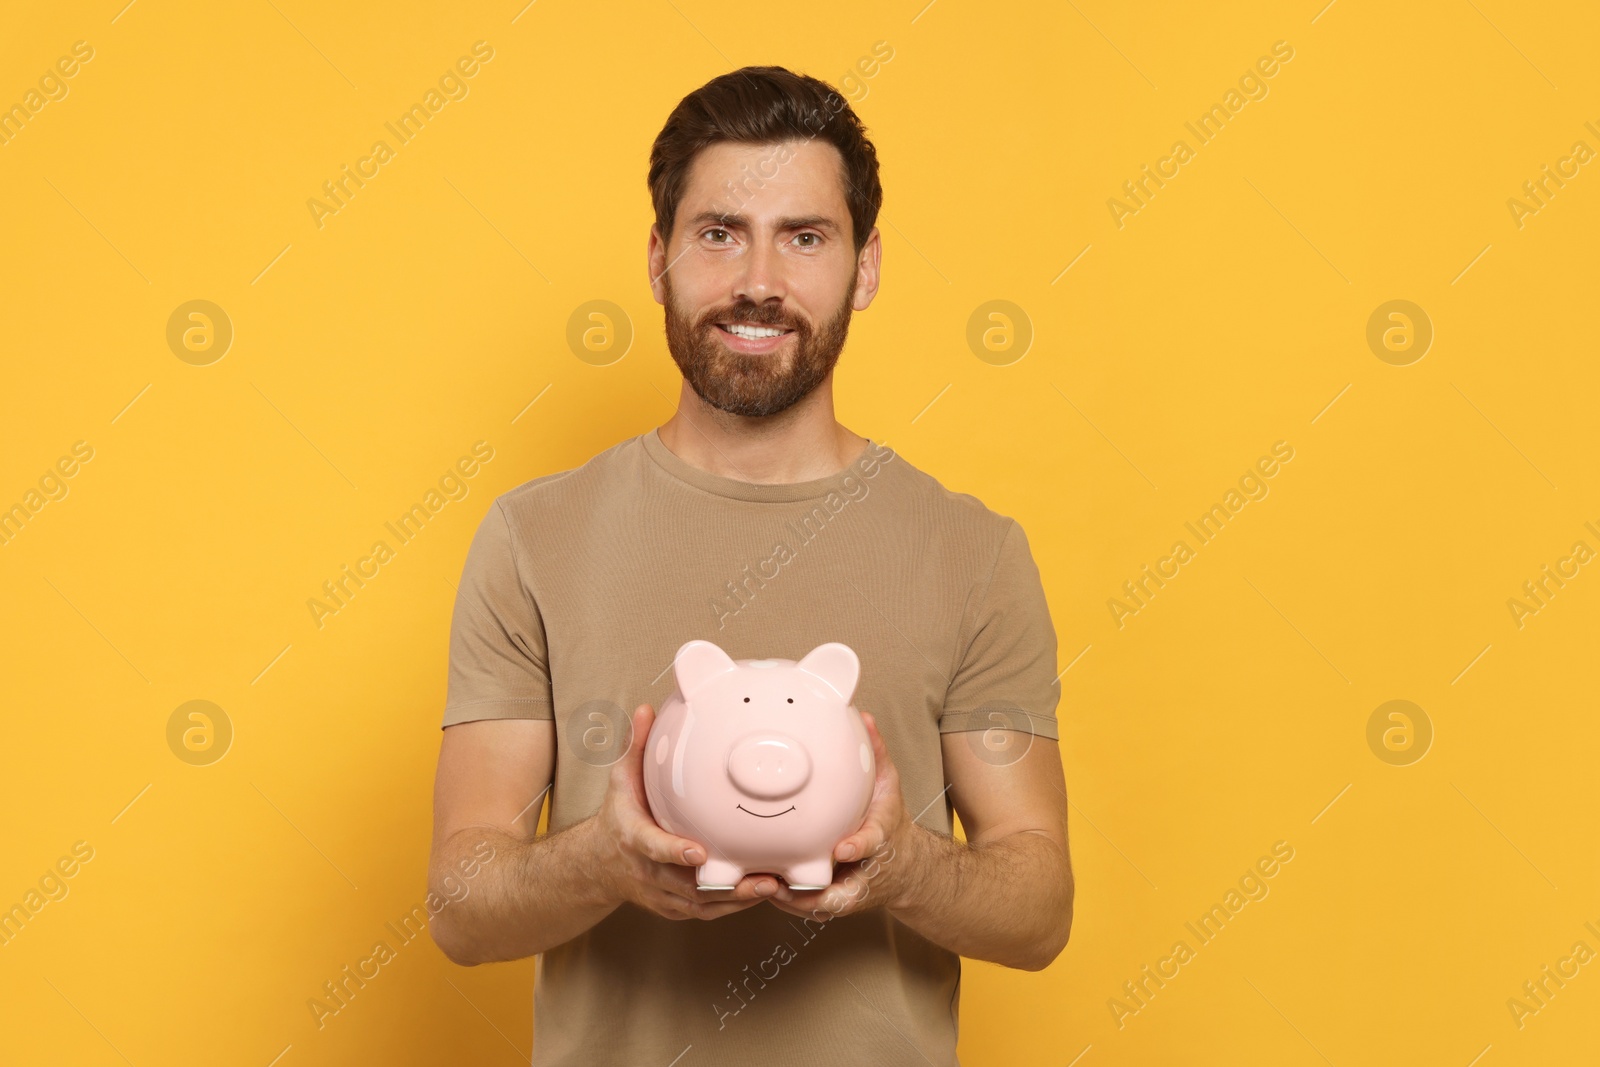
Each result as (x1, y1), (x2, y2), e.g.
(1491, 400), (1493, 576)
(428, 65), (1072, 1065)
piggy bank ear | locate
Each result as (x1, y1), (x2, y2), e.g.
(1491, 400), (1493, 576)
(796, 643), (860, 703)
(674, 640), (738, 698)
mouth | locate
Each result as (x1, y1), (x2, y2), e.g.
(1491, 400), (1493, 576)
(713, 321), (795, 355)
(737, 804), (796, 819)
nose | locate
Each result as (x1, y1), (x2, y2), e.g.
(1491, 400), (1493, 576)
(735, 235), (785, 307)
(726, 733), (812, 800)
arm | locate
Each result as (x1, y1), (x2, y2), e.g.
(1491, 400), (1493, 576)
(428, 707), (784, 966)
(887, 729), (1072, 970)
(769, 714), (1072, 971)
(427, 716), (612, 964)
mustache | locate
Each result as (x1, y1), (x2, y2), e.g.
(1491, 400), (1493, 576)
(701, 305), (802, 331)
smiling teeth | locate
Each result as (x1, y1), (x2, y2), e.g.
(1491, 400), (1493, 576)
(725, 324), (789, 339)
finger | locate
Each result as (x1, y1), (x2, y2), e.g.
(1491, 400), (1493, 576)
(768, 891), (837, 920)
(651, 879), (765, 919)
(648, 883), (752, 921)
(610, 704), (652, 801)
(614, 705), (713, 868)
(835, 821), (886, 863)
(837, 714), (896, 864)
(786, 868), (872, 918)
(861, 711), (894, 772)
(619, 704), (652, 764)
(642, 887), (695, 921)
(652, 860), (718, 898)
(655, 862), (781, 902)
(689, 897), (765, 920)
(694, 873), (782, 901)
(616, 798), (707, 867)
(639, 855), (779, 903)
(736, 873), (784, 899)
(615, 705), (653, 790)
(834, 802), (889, 862)
(628, 818), (708, 867)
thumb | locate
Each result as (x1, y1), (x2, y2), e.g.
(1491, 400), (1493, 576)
(614, 704), (654, 799)
(861, 711), (891, 771)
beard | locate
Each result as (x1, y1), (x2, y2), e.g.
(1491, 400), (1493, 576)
(662, 271), (856, 419)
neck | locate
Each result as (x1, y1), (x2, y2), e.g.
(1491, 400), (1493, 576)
(656, 376), (869, 485)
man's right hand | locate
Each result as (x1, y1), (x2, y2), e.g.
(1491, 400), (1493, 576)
(587, 703), (781, 921)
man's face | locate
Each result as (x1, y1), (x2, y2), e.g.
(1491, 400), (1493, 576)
(650, 139), (879, 418)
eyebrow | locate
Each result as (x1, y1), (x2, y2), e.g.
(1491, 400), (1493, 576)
(683, 211), (841, 236)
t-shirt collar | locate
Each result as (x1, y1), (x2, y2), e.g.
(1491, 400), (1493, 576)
(641, 426), (881, 503)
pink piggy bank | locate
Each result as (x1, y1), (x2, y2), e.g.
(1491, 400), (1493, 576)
(643, 639), (875, 890)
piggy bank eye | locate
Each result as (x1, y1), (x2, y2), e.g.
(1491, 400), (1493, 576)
(786, 698), (794, 703)
(743, 697), (750, 703)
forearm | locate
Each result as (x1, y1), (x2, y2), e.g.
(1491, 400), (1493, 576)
(430, 817), (618, 965)
(885, 825), (1072, 971)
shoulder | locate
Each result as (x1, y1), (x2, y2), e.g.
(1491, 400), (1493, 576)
(492, 432), (647, 519)
(875, 444), (1021, 551)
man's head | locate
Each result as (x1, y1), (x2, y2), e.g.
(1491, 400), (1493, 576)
(646, 67), (883, 419)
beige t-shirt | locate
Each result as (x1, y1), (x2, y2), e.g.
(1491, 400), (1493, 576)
(442, 427), (1060, 1067)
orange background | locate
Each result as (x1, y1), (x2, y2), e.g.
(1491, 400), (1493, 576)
(2, 1), (1597, 1064)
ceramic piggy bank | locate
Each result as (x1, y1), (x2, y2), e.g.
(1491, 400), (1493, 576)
(643, 639), (875, 890)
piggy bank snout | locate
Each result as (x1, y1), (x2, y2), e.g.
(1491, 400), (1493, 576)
(726, 734), (812, 800)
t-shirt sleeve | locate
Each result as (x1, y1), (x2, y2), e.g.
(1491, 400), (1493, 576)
(441, 500), (555, 729)
(937, 518), (1061, 742)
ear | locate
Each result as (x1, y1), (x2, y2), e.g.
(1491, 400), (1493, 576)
(673, 640), (738, 698)
(796, 643), (860, 703)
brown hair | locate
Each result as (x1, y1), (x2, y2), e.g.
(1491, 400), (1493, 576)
(647, 66), (883, 254)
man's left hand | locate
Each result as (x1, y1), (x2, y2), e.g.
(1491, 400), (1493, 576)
(766, 710), (926, 920)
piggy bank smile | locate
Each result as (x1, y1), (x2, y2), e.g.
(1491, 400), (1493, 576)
(737, 804), (797, 818)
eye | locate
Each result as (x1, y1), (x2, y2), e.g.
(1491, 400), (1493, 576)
(793, 233), (819, 247)
(743, 697), (750, 703)
(786, 698), (794, 703)
(704, 228), (732, 243)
